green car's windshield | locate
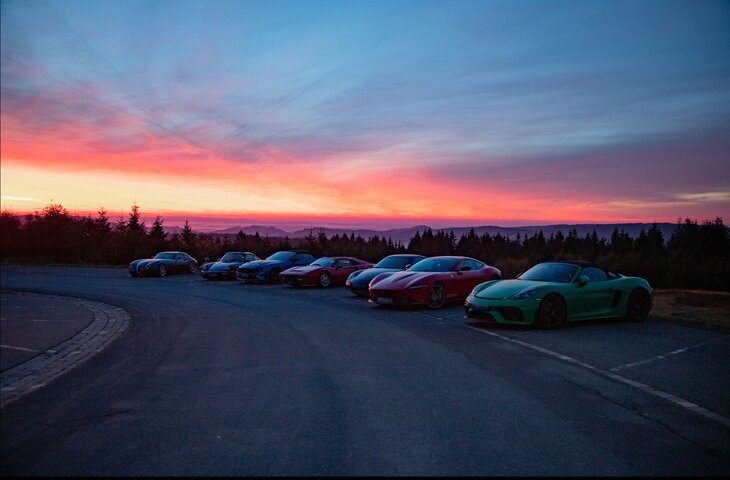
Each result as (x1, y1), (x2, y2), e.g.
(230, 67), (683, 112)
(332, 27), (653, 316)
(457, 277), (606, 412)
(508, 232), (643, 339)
(408, 258), (458, 272)
(519, 263), (579, 283)
(267, 251), (295, 261)
(375, 256), (422, 269)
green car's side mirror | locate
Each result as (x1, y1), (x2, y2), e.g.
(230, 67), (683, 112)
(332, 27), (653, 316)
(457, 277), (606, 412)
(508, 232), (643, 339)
(577, 275), (590, 286)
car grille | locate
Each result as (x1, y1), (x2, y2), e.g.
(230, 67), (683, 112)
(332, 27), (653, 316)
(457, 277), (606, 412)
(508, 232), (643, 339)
(497, 307), (524, 323)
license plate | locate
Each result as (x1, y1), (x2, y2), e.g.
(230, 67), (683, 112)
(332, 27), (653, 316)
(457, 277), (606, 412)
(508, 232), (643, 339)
(376, 297), (394, 304)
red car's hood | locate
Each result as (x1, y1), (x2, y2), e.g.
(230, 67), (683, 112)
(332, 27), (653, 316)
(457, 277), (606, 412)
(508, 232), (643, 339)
(370, 270), (446, 290)
(282, 265), (321, 275)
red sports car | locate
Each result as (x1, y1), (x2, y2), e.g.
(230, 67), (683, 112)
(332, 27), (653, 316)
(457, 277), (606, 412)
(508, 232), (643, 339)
(279, 256), (374, 288)
(368, 256), (501, 309)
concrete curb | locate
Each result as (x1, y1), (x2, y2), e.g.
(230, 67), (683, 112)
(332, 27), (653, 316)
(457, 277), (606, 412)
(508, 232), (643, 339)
(0, 293), (130, 408)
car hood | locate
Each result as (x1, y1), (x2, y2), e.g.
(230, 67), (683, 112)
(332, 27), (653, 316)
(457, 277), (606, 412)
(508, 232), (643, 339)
(474, 279), (545, 299)
(239, 260), (285, 270)
(281, 265), (320, 275)
(209, 262), (240, 272)
(134, 258), (161, 267)
(370, 270), (443, 290)
(348, 267), (397, 284)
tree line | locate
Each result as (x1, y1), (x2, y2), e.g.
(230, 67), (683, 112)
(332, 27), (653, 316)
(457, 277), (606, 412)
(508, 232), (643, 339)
(1, 203), (728, 291)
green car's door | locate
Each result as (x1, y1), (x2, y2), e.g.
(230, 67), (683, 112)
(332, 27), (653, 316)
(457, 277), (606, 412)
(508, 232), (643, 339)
(570, 267), (617, 320)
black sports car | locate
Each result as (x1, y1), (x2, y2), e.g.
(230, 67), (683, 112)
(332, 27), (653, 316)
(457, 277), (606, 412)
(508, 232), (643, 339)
(200, 251), (260, 280)
(345, 254), (426, 296)
(129, 251), (198, 277)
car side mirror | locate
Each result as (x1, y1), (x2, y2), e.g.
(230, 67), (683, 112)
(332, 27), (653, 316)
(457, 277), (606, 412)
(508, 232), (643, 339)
(577, 275), (590, 286)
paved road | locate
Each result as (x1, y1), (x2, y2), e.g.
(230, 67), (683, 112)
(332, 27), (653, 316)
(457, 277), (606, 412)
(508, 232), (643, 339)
(1, 265), (729, 475)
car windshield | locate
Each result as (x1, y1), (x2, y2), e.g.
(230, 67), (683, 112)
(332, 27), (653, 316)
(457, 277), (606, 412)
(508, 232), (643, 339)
(267, 251), (295, 261)
(408, 258), (458, 272)
(219, 253), (244, 262)
(311, 258), (333, 267)
(518, 263), (579, 283)
(153, 253), (177, 260)
(375, 256), (421, 269)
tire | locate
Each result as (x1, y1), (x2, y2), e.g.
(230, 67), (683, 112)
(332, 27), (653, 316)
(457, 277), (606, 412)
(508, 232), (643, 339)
(189, 262), (197, 274)
(626, 289), (651, 322)
(318, 271), (332, 288)
(158, 264), (167, 278)
(130, 271), (139, 277)
(537, 294), (567, 329)
(427, 283), (447, 309)
(268, 269), (281, 284)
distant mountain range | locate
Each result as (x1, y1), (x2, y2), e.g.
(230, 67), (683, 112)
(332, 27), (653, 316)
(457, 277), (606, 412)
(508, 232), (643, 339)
(204, 223), (677, 245)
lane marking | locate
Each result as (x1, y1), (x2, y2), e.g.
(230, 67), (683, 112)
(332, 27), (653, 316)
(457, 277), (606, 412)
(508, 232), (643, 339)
(32, 319), (87, 323)
(464, 324), (730, 429)
(610, 335), (730, 372)
(0, 344), (40, 353)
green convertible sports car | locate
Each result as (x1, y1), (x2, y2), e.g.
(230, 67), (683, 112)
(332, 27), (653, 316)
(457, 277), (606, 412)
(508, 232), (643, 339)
(464, 261), (653, 329)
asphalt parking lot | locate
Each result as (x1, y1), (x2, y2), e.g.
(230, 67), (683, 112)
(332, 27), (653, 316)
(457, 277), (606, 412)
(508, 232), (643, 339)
(1, 265), (729, 476)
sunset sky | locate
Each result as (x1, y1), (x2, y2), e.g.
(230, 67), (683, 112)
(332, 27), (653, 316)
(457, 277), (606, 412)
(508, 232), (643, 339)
(2, 0), (729, 231)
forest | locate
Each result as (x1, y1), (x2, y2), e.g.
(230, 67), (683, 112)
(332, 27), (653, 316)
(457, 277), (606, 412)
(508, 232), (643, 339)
(1, 203), (728, 291)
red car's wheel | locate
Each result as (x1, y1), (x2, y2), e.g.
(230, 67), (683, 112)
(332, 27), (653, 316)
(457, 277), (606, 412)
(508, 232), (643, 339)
(537, 294), (566, 329)
(157, 264), (167, 278)
(427, 283), (447, 309)
(188, 261), (197, 274)
(318, 271), (332, 288)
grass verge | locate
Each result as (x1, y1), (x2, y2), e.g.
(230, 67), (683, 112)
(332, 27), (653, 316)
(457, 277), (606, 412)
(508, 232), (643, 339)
(651, 289), (730, 331)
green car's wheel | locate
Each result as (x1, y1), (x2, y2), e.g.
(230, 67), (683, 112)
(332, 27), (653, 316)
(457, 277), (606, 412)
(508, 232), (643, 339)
(268, 269), (281, 283)
(427, 283), (447, 309)
(157, 264), (167, 278)
(318, 271), (332, 288)
(626, 289), (651, 322)
(537, 294), (566, 329)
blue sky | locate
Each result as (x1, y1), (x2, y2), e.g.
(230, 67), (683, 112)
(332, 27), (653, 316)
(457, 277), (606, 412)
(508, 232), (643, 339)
(2, 0), (729, 229)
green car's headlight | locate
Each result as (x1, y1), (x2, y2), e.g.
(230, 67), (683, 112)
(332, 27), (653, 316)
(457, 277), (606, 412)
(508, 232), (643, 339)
(510, 288), (538, 300)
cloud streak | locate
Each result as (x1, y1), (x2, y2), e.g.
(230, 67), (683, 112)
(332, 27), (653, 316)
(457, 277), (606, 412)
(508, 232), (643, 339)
(1, 0), (729, 226)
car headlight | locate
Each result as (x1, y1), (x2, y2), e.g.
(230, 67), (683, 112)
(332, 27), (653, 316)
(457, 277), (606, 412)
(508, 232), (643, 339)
(510, 288), (538, 300)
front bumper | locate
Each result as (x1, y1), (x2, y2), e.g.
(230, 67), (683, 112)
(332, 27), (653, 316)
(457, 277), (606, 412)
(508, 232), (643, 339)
(280, 274), (314, 286)
(345, 280), (369, 296)
(369, 288), (428, 306)
(203, 270), (237, 280)
(464, 294), (539, 325)
(237, 269), (268, 282)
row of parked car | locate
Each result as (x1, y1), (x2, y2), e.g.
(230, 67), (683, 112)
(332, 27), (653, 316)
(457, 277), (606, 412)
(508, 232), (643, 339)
(128, 250), (654, 329)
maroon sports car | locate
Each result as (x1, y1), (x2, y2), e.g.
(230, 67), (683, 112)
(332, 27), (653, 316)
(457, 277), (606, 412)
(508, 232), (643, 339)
(280, 256), (374, 288)
(368, 256), (501, 309)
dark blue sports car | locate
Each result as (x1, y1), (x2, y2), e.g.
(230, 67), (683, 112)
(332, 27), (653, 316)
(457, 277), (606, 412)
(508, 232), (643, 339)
(236, 250), (317, 284)
(345, 254), (426, 296)
(201, 251), (260, 280)
(129, 251), (198, 278)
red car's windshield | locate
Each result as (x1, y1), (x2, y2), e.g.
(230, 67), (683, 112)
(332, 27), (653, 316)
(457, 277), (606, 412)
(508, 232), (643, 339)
(408, 258), (458, 272)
